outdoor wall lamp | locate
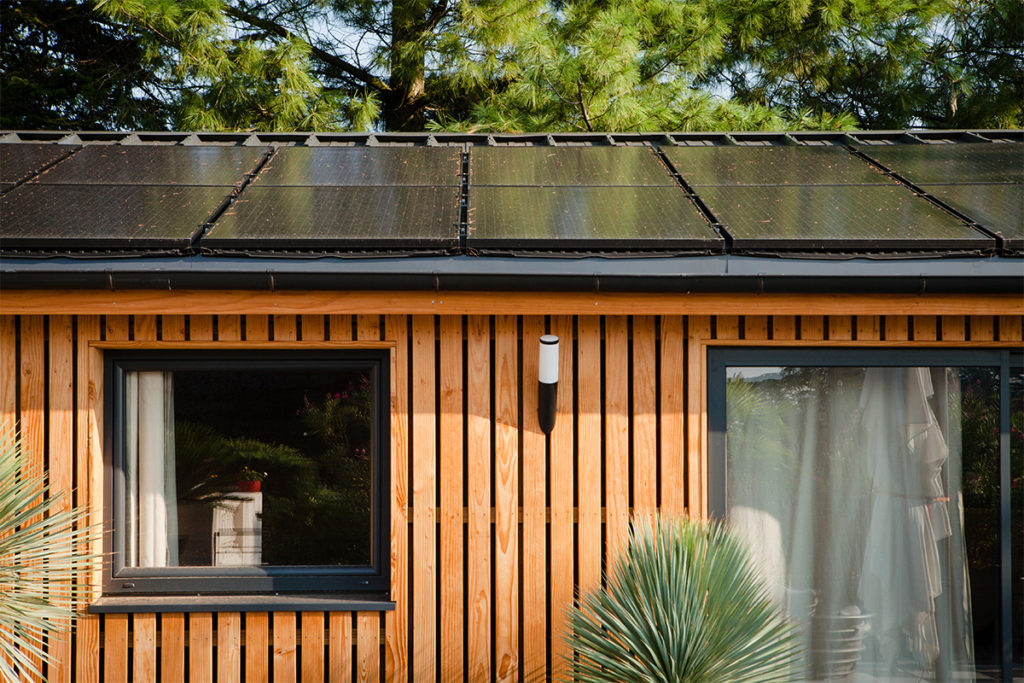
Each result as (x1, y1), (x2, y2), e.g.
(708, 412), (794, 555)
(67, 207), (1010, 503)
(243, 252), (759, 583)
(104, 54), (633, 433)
(538, 335), (559, 434)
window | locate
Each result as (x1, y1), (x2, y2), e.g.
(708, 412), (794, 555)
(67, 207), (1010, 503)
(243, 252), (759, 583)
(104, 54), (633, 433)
(709, 349), (1022, 681)
(104, 351), (390, 595)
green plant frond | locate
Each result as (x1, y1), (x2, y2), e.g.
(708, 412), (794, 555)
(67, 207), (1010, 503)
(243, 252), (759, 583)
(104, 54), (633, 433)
(0, 427), (101, 682)
(563, 515), (801, 683)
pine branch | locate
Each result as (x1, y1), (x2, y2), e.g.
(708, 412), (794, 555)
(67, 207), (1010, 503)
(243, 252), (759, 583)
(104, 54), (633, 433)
(223, 5), (390, 94)
(421, 0), (450, 34)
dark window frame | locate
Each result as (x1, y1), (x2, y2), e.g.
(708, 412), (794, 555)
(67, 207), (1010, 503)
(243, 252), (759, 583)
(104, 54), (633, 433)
(707, 346), (1020, 681)
(102, 350), (391, 596)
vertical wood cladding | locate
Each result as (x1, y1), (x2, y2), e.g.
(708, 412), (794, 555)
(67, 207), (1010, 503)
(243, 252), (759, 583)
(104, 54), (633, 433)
(0, 311), (1018, 682)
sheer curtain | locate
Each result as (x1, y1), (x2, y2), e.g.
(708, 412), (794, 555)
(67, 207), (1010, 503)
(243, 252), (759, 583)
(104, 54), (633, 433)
(125, 371), (178, 567)
(727, 366), (973, 680)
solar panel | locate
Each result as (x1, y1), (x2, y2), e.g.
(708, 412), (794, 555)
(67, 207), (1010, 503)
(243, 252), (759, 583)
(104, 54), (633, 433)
(921, 183), (1023, 245)
(1, 143), (79, 184)
(204, 186), (460, 247)
(858, 143), (1024, 184)
(1, 184), (227, 247)
(662, 145), (890, 186)
(32, 146), (266, 186)
(467, 186), (720, 248)
(695, 185), (993, 249)
(470, 147), (675, 186)
(253, 147), (462, 187)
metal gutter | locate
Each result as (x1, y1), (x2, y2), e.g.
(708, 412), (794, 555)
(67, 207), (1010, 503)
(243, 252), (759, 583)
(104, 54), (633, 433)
(2, 254), (1020, 294)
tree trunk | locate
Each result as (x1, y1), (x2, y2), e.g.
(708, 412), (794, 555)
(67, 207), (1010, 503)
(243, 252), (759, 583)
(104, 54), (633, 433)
(385, 0), (429, 131)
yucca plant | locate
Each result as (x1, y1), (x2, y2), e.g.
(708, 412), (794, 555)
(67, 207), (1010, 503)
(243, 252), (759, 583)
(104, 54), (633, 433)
(565, 516), (801, 682)
(0, 428), (98, 683)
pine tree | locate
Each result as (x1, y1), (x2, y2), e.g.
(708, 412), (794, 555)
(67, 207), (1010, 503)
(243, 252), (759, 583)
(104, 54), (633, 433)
(14, 0), (1021, 131)
(1, 0), (168, 130)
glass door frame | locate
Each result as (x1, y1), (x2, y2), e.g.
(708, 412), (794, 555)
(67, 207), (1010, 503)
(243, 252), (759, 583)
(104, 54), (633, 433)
(707, 346), (1019, 681)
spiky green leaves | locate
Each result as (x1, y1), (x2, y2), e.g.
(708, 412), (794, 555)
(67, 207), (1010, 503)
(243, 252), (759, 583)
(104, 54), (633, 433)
(566, 516), (801, 683)
(0, 429), (98, 683)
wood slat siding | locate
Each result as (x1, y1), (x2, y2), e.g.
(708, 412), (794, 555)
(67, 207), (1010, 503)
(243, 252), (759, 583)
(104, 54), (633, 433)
(520, 317), (546, 682)
(1, 307), (1018, 683)
(411, 315), (437, 681)
(465, 315), (491, 683)
(439, 316), (465, 683)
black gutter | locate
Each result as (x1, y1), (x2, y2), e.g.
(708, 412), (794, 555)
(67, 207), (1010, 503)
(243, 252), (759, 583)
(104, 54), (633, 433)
(2, 255), (1020, 294)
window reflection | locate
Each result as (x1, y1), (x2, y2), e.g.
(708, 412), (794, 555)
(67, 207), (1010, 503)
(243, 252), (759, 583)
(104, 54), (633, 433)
(122, 367), (374, 569)
(726, 365), (1000, 680)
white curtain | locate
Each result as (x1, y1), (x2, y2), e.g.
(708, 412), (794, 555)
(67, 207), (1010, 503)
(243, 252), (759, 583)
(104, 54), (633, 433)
(727, 366), (974, 680)
(125, 371), (178, 567)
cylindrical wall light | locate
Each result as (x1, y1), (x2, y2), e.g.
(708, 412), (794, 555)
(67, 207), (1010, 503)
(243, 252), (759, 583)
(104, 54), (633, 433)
(538, 335), (559, 434)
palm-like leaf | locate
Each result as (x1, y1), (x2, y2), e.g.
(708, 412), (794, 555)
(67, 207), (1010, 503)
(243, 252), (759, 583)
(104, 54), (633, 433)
(565, 516), (801, 682)
(0, 428), (98, 683)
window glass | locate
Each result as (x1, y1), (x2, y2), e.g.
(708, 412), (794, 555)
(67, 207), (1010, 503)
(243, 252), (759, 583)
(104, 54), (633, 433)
(725, 364), (1000, 680)
(119, 364), (376, 572)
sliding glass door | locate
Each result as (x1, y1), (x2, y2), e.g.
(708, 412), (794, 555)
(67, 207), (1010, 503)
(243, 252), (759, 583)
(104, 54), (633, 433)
(709, 349), (1021, 682)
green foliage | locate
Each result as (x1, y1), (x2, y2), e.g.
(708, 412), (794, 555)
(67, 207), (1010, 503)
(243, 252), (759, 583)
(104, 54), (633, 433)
(1, 0), (169, 129)
(8, 0), (1018, 130)
(712, 0), (1023, 128)
(565, 516), (801, 682)
(0, 428), (98, 683)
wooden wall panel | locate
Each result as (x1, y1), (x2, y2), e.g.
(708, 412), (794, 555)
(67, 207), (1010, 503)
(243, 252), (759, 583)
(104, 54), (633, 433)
(659, 316), (685, 517)
(686, 316), (710, 518)
(494, 315), (519, 682)
(11, 306), (1018, 683)
(19, 316), (45, 680)
(548, 315), (575, 681)
(439, 316), (464, 683)
(189, 613), (214, 683)
(217, 612), (241, 683)
(244, 613), (269, 683)
(104, 614), (129, 682)
(520, 316), (546, 682)
(383, 315), (409, 683)
(301, 613), (325, 682)
(410, 315), (437, 681)
(0, 317), (16, 431)
(466, 315), (491, 683)
(272, 613), (297, 683)
(133, 613), (158, 683)
(604, 317), (630, 571)
(632, 316), (658, 516)
(328, 612), (353, 683)
(48, 315), (74, 683)
(161, 613), (186, 683)
(576, 317), (602, 599)
(356, 614), (379, 683)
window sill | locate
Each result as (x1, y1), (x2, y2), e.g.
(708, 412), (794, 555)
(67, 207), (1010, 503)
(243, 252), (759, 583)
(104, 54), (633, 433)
(89, 594), (395, 614)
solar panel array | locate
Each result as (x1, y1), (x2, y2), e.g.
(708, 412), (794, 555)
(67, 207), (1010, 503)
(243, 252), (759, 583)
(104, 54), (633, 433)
(1, 134), (1020, 254)
(856, 143), (1023, 248)
(206, 147), (462, 248)
(2, 146), (265, 248)
(467, 146), (720, 249)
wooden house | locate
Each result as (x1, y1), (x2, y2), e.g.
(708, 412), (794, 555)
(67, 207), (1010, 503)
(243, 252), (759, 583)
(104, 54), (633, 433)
(1, 129), (1022, 682)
